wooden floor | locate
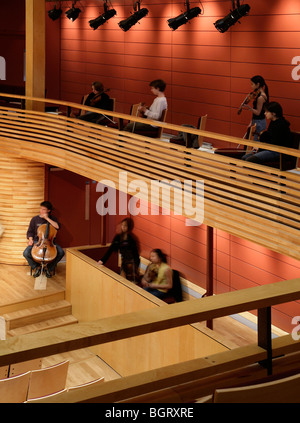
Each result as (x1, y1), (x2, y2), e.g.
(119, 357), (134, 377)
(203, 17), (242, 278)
(0, 262), (287, 387)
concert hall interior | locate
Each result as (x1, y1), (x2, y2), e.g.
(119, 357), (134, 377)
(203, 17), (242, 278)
(0, 0), (300, 403)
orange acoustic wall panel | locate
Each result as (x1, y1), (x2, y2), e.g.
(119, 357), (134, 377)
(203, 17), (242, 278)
(53, 0), (300, 142)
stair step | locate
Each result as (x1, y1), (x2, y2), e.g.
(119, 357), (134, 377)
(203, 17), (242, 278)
(7, 314), (78, 337)
(3, 300), (72, 331)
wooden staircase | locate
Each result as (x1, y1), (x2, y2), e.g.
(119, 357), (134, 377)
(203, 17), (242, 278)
(2, 300), (78, 338)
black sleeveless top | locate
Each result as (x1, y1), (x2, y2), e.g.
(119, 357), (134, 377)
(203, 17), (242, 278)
(252, 92), (267, 120)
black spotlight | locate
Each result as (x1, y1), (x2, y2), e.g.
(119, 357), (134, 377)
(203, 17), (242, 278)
(168, 2), (201, 31)
(48, 5), (63, 21)
(214, 1), (250, 33)
(65, 2), (81, 22)
(89, 1), (117, 30)
(118, 1), (149, 32)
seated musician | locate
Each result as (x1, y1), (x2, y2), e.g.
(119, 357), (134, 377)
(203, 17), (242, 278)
(242, 102), (292, 164)
(140, 249), (173, 300)
(23, 201), (64, 278)
(124, 79), (167, 134)
(72, 81), (112, 124)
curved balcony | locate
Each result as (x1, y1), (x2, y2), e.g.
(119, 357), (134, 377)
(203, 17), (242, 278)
(0, 93), (300, 262)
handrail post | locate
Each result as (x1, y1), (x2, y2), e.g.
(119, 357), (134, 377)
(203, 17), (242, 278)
(206, 225), (214, 330)
(257, 306), (272, 375)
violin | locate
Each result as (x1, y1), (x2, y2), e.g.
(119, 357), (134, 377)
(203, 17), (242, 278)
(237, 89), (260, 115)
(90, 88), (110, 107)
(31, 222), (57, 266)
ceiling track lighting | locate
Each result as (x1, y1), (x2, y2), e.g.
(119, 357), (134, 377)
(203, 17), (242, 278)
(214, 0), (250, 33)
(65, 1), (82, 22)
(89, 0), (117, 30)
(48, 1), (62, 21)
(118, 1), (149, 32)
(168, 0), (201, 31)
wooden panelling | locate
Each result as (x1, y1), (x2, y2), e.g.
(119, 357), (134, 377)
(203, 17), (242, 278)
(66, 249), (228, 376)
(0, 155), (45, 265)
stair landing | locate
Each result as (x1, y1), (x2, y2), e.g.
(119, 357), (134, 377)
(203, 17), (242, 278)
(0, 262), (66, 315)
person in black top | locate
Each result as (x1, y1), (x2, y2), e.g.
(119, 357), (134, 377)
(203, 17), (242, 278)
(77, 81), (112, 124)
(98, 218), (140, 283)
(23, 201), (65, 278)
(242, 102), (292, 164)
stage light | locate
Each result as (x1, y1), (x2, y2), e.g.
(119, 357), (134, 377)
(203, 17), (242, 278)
(118, 1), (149, 32)
(214, 1), (250, 33)
(48, 5), (63, 21)
(89, 0), (117, 30)
(168, 2), (201, 31)
(65, 2), (81, 22)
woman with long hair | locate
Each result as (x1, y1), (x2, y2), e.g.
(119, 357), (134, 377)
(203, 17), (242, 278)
(141, 249), (173, 300)
(242, 75), (269, 140)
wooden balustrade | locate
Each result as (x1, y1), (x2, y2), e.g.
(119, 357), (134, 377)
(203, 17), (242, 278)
(0, 93), (300, 262)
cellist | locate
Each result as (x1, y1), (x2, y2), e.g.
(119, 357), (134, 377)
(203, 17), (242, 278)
(23, 201), (64, 278)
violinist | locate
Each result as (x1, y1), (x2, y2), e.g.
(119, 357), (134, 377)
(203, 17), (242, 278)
(23, 201), (64, 278)
(77, 81), (112, 124)
(241, 75), (269, 141)
(123, 79), (167, 134)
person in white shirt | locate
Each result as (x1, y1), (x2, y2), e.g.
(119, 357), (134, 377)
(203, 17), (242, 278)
(124, 79), (167, 135)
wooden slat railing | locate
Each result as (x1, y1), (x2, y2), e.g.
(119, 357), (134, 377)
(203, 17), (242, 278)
(0, 93), (300, 261)
(0, 275), (299, 402)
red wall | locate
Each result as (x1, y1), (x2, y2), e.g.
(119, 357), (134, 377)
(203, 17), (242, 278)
(48, 0), (300, 146)
(0, 0), (25, 87)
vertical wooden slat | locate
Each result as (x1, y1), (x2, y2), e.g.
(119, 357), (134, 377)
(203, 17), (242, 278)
(0, 155), (45, 264)
(25, 0), (45, 111)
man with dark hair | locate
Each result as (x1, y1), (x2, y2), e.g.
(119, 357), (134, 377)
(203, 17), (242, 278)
(124, 79), (167, 134)
(23, 201), (64, 278)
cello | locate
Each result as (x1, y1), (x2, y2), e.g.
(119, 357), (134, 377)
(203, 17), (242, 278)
(31, 222), (57, 276)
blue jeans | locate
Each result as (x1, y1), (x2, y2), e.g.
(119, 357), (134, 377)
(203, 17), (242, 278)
(144, 287), (168, 299)
(23, 244), (65, 272)
(242, 150), (280, 164)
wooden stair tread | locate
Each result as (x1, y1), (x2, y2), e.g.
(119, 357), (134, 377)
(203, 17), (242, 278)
(3, 300), (72, 330)
(7, 315), (78, 337)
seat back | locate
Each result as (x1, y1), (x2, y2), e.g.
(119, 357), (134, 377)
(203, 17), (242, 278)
(282, 130), (300, 170)
(80, 94), (89, 116)
(167, 270), (183, 302)
(197, 114), (207, 147)
(27, 360), (69, 400)
(0, 365), (9, 379)
(25, 377), (105, 403)
(0, 371), (31, 403)
(156, 108), (168, 138)
(213, 372), (300, 403)
(129, 103), (141, 124)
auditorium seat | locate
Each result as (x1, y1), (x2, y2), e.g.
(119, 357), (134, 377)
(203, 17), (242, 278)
(196, 372), (300, 403)
(26, 360), (69, 400)
(0, 371), (31, 403)
(25, 376), (105, 403)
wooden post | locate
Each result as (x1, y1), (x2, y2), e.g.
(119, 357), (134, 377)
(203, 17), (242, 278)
(25, 0), (45, 111)
(206, 225), (214, 329)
